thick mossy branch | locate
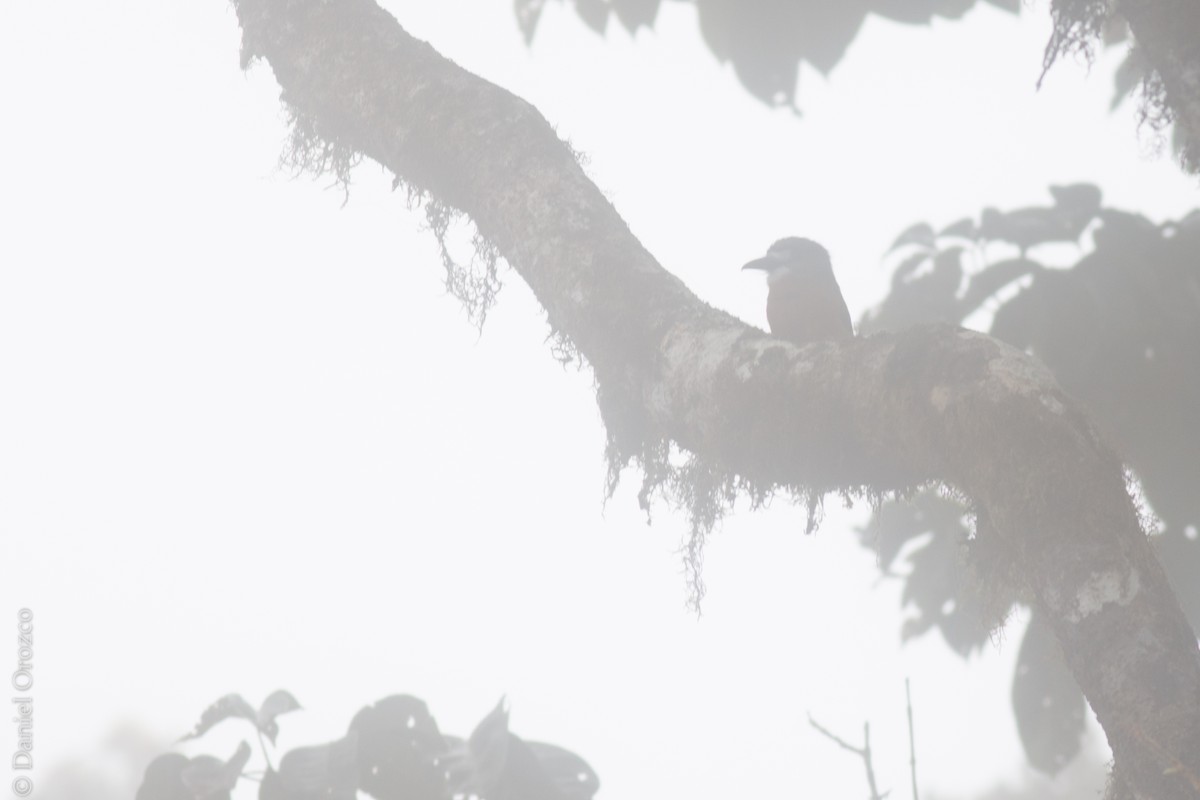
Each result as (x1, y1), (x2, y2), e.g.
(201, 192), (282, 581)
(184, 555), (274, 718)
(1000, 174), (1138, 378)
(245, 2), (509, 328)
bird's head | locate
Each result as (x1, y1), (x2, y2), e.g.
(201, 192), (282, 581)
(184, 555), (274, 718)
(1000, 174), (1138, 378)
(741, 237), (832, 284)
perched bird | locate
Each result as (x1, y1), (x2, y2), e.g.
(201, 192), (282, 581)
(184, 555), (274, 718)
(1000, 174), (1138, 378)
(742, 237), (854, 345)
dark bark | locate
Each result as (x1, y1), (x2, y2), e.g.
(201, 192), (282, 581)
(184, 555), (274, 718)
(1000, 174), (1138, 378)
(229, 0), (1200, 795)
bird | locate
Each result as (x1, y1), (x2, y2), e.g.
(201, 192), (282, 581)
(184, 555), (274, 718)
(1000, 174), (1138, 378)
(742, 237), (854, 345)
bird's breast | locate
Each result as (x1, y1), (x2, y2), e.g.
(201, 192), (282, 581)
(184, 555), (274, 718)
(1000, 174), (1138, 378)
(765, 272), (853, 345)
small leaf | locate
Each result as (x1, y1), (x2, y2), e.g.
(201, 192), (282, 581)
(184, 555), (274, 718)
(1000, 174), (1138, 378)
(1111, 49), (1149, 110)
(1171, 208), (1200, 235)
(574, 0), (610, 34)
(862, 492), (990, 656)
(350, 695), (447, 800)
(612, 0), (661, 32)
(180, 695), (258, 742)
(1048, 183), (1102, 217)
(900, 615), (935, 643)
(258, 690), (303, 745)
(136, 753), (191, 800)
(269, 733), (359, 800)
(1012, 616), (1086, 775)
(1102, 15), (1129, 46)
(938, 217), (977, 240)
(181, 742), (251, 800)
(468, 697), (511, 795)
(891, 250), (932, 287)
(887, 222), (936, 253)
(980, 207), (1079, 252)
(956, 257), (1042, 320)
(514, 0), (548, 44)
(526, 741), (601, 799)
(1094, 209), (1159, 251)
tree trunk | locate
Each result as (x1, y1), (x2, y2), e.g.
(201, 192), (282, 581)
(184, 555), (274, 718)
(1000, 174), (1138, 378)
(229, 0), (1200, 794)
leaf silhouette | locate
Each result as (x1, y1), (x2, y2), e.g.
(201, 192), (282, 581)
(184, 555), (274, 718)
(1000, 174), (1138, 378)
(887, 222), (936, 254)
(179, 695), (258, 742)
(938, 217), (977, 240)
(1012, 615), (1086, 775)
(257, 690), (303, 745)
(611, 0), (662, 31)
(136, 753), (191, 800)
(467, 697), (511, 795)
(261, 733), (358, 800)
(180, 742), (251, 800)
(524, 741), (601, 799)
(350, 694), (447, 800)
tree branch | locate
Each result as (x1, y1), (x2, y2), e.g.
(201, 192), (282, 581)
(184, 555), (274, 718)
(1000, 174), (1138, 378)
(906, 679), (919, 800)
(807, 714), (887, 800)
(229, 0), (1200, 794)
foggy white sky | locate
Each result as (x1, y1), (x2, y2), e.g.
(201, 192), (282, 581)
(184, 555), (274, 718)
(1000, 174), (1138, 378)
(1, 1), (1196, 798)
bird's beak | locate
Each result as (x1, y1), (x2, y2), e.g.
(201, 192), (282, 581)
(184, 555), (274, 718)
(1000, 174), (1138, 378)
(741, 253), (778, 271)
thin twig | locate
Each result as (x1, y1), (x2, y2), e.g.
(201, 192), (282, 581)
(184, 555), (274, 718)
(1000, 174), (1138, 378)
(906, 679), (919, 800)
(808, 713), (888, 800)
(256, 728), (275, 773)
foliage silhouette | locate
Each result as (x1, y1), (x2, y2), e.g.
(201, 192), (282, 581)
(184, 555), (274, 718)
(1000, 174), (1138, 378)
(179, 691), (302, 747)
(518, 2), (1200, 170)
(137, 691), (600, 800)
(860, 185), (1200, 774)
(516, 0), (1019, 109)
